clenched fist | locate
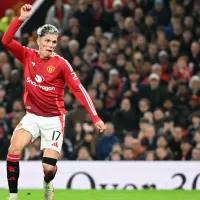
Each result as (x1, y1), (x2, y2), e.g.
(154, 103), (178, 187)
(19, 4), (32, 21)
(95, 120), (106, 133)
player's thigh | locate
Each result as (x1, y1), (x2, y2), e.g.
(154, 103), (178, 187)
(12, 113), (40, 146)
(39, 114), (65, 155)
(9, 129), (32, 153)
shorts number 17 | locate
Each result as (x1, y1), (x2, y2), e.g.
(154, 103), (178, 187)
(52, 130), (61, 141)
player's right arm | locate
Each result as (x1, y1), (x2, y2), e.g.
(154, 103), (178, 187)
(2, 4), (32, 63)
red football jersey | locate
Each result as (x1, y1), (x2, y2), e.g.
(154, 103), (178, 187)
(2, 17), (100, 123)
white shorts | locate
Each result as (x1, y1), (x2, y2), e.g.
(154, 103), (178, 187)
(14, 112), (65, 153)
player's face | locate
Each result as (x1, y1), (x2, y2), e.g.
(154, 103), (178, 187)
(37, 34), (58, 59)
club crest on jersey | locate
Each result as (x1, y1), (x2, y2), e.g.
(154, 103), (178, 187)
(16, 123), (22, 128)
(47, 65), (55, 73)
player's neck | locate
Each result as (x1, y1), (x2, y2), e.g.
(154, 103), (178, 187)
(38, 51), (52, 60)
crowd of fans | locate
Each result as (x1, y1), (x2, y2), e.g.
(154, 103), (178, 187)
(0, 0), (200, 161)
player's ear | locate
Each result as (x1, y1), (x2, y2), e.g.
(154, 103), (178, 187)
(36, 37), (40, 46)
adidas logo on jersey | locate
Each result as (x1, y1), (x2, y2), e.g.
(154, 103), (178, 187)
(31, 62), (35, 66)
(51, 142), (58, 148)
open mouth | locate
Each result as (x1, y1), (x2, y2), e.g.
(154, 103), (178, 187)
(46, 50), (52, 53)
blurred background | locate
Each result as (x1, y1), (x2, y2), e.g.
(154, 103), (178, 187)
(0, 0), (200, 164)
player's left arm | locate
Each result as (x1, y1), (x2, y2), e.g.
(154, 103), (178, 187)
(62, 60), (106, 133)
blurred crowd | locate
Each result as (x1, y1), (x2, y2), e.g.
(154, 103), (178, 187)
(0, 0), (200, 161)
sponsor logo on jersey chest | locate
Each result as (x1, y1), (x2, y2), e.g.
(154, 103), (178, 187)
(35, 75), (44, 83)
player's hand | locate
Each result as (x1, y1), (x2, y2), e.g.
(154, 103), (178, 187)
(19, 4), (32, 21)
(95, 120), (106, 133)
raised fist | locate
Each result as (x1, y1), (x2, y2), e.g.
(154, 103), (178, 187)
(19, 4), (32, 21)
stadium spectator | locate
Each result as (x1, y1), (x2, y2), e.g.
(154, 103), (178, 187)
(157, 117), (174, 141)
(155, 147), (173, 160)
(132, 139), (146, 160)
(189, 75), (200, 96)
(112, 97), (138, 139)
(187, 114), (200, 139)
(0, 126), (9, 159)
(190, 42), (200, 75)
(45, 0), (73, 33)
(23, 144), (41, 160)
(153, 108), (165, 130)
(123, 134), (133, 148)
(177, 138), (193, 160)
(77, 146), (93, 160)
(123, 147), (134, 160)
(150, 0), (171, 26)
(0, 9), (15, 33)
(141, 124), (157, 151)
(112, 143), (122, 154)
(139, 73), (168, 110)
(144, 111), (154, 124)
(110, 151), (121, 160)
(107, 143), (122, 160)
(64, 17), (88, 48)
(92, 0), (114, 31)
(96, 122), (120, 160)
(191, 147), (200, 160)
(73, 0), (95, 34)
(170, 126), (184, 159)
(194, 129), (200, 147)
(145, 151), (155, 161)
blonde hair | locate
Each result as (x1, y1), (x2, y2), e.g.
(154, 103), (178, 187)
(37, 24), (59, 37)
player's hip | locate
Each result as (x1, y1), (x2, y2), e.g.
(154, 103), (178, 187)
(24, 97), (66, 117)
(14, 112), (65, 153)
(15, 112), (65, 137)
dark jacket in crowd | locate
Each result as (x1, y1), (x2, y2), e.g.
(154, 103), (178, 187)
(96, 134), (120, 160)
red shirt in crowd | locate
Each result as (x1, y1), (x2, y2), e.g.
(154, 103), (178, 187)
(100, 0), (126, 10)
(173, 66), (192, 82)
